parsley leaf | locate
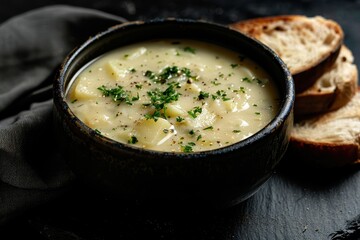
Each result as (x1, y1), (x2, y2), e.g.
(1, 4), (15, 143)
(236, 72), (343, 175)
(144, 83), (181, 121)
(181, 142), (196, 153)
(176, 116), (185, 122)
(198, 91), (209, 100)
(188, 106), (202, 118)
(212, 90), (230, 101)
(128, 135), (138, 144)
(211, 80), (221, 86)
(98, 85), (138, 105)
(241, 77), (263, 84)
(183, 46), (196, 54)
(144, 66), (197, 84)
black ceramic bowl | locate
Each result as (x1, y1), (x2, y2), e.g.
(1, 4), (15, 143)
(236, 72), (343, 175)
(53, 19), (294, 209)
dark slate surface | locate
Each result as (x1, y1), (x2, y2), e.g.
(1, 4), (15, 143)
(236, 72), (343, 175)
(1, 1), (360, 239)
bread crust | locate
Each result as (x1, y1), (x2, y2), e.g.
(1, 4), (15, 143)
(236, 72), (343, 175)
(231, 15), (344, 93)
(289, 136), (359, 168)
(295, 46), (358, 115)
(293, 45), (341, 93)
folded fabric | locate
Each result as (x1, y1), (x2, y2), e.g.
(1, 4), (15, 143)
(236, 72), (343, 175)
(0, 5), (126, 224)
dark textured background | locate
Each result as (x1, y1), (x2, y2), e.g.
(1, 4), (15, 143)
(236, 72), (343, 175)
(2, 0), (360, 68)
(1, 1), (360, 239)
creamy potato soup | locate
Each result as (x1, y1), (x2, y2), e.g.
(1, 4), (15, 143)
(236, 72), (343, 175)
(66, 39), (280, 152)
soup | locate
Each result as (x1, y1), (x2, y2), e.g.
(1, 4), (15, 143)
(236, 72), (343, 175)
(66, 39), (280, 152)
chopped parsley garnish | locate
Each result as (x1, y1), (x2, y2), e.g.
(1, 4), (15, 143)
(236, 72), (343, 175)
(233, 130), (241, 133)
(158, 66), (181, 83)
(94, 129), (101, 134)
(98, 85), (138, 105)
(255, 112), (261, 115)
(181, 67), (192, 78)
(233, 87), (246, 94)
(182, 145), (193, 153)
(176, 116), (185, 122)
(71, 99), (78, 103)
(203, 126), (213, 130)
(129, 68), (136, 73)
(242, 77), (263, 84)
(145, 70), (157, 80)
(189, 129), (195, 135)
(188, 106), (202, 118)
(198, 91), (209, 100)
(181, 142), (196, 153)
(144, 82), (181, 121)
(144, 66), (197, 84)
(211, 80), (221, 86)
(135, 84), (143, 89)
(183, 46), (196, 54)
(128, 135), (138, 144)
(144, 111), (161, 121)
(212, 90), (230, 101)
(242, 77), (252, 83)
(196, 135), (202, 141)
(230, 63), (239, 68)
(131, 93), (140, 101)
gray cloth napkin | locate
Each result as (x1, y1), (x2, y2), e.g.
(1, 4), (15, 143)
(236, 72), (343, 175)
(0, 5), (126, 224)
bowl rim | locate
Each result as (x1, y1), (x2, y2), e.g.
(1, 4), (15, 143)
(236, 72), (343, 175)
(54, 18), (294, 158)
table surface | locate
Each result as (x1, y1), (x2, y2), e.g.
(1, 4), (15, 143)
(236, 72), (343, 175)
(1, 1), (360, 239)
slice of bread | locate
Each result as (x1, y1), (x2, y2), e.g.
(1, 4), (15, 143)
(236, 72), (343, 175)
(295, 45), (358, 115)
(289, 89), (360, 167)
(231, 15), (344, 93)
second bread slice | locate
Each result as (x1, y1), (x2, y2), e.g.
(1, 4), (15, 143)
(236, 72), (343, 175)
(295, 45), (358, 115)
(231, 15), (344, 93)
